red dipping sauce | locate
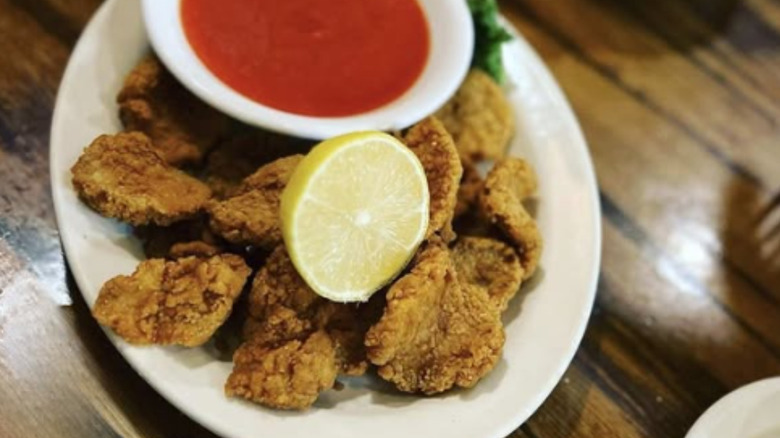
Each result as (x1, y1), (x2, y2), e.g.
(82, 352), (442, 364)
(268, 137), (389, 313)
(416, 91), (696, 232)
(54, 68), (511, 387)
(181, 0), (430, 117)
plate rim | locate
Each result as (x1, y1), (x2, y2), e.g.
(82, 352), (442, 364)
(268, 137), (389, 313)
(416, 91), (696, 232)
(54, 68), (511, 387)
(685, 377), (780, 438)
(49, 1), (602, 437)
(490, 16), (602, 438)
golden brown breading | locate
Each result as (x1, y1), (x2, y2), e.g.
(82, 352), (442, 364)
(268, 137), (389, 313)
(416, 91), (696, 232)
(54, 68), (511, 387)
(71, 132), (212, 226)
(452, 237), (523, 313)
(435, 69), (514, 162)
(454, 160), (484, 217)
(204, 130), (312, 199)
(244, 247), (321, 339)
(92, 255), (251, 347)
(243, 305), (313, 349)
(478, 158), (542, 280)
(403, 117), (463, 241)
(135, 216), (223, 259)
(225, 330), (338, 410)
(208, 155), (303, 249)
(364, 243), (505, 394)
(229, 247), (381, 409)
(117, 55), (228, 166)
(244, 246), (377, 376)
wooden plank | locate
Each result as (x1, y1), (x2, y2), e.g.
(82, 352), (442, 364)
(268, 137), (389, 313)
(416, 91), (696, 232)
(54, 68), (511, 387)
(619, 0), (780, 105)
(576, 312), (716, 436)
(521, 362), (646, 437)
(6, 0), (101, 46)
(599, 219), (780, 387)
(505, 0), (780, 191)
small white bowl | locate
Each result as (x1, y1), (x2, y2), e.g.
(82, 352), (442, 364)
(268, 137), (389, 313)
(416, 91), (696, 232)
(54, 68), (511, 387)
(141, 0), (474, 140)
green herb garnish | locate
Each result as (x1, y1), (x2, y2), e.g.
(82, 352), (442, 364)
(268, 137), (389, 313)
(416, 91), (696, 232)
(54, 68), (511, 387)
(468, 0), (512, 83)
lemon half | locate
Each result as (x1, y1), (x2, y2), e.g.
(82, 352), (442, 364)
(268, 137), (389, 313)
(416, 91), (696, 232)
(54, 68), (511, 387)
(280, 132), (429, 302)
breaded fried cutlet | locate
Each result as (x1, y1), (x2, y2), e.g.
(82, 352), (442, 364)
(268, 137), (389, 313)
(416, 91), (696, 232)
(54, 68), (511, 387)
(478, 157), (542, 280)
(365, 243), (505, 394)
(92, 254), (251, 347)
(71, 132), (212, 226)
(117, 55), (229, 167)
(435, 69), (514, 162)
(225, 330), (338, 410)
(452, 236), (523, 313)
(208, 155), (303, 249)
(403, 117), (463, 242)
(243, 246), (378, 375)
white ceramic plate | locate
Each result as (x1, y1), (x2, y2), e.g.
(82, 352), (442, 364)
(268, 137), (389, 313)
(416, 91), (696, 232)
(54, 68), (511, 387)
(50, 1), (601, 437)
(686, 377), (780, 438)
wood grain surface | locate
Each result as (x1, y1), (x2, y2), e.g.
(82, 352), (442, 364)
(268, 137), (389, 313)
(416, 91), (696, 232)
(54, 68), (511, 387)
(0, 0), (778, 436)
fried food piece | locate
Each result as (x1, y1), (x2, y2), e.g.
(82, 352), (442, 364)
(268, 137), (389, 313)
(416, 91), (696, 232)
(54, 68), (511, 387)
(208, 155), (303, 249)
(117, 55), (228, 166)
(135, 216), (223, 259)
(240, 155), (304, 192)
(454, 161), (484, 217)
(478, 158), (542, 280)
(229, 247), (379, 409)
(71, 132), (212, 226)
(244, 247), (321, 342)
(92, 255), (252, 347)
(452, 237), (523, 313)
(244, 246), (377, 375)
(435, 69), (514, 162)
(403, 117), (463, 241)
(225, 330), (338, 410)
(365, 243), (504, 394)
(204, 130), (312, 199)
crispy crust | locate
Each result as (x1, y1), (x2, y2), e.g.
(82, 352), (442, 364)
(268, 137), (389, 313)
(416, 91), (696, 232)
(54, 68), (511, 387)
(365, 243), (504, 394)
(435, 69), (514, 162)
(244, 247), (378, 376)
(225, 330), (338, 410)
(117, 55), (228, 166)
(478, 158), (542, 280)
(71, 132), (212, 226)
(452, 236), (524, 313)
(403, 117), (463, 242)
(208, 155), (303, 249)
(92, 255), (251, 347)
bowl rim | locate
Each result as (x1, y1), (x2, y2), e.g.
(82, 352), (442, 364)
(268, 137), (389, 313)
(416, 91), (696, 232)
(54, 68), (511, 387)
(141, 0), (474, 140)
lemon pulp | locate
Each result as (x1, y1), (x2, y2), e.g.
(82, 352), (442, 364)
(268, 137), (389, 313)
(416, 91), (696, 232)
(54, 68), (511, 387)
(280, 132), (429, 302)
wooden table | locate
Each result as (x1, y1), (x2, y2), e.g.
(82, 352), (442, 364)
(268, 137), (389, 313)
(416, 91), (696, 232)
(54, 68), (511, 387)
(1, 0), (778, 436)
